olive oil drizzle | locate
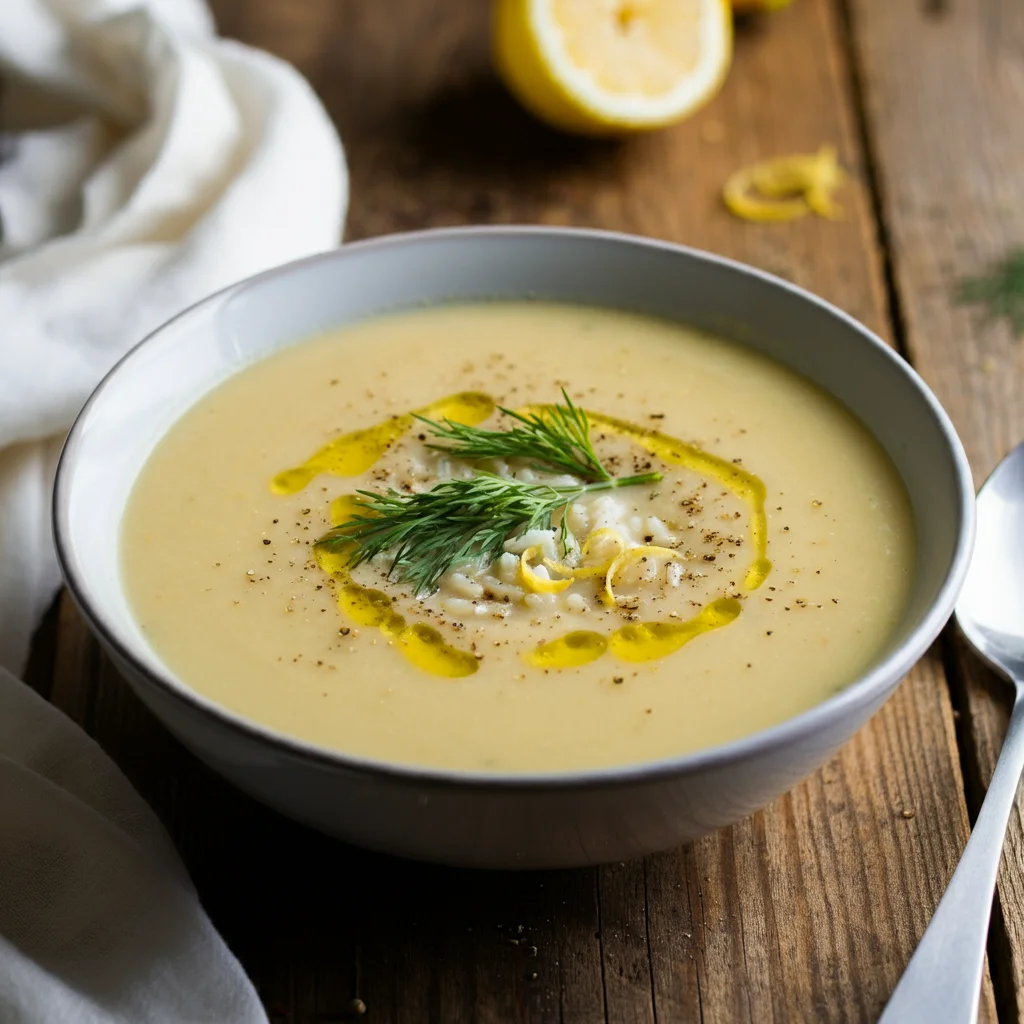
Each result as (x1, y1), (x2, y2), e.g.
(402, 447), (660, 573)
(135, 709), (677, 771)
(315, 502), (479, 679)
(607, 597), (742, 663)
(525, 631), (609, 669)
(566, 409), (771, 593)
(333, 571), (479, 678)
(270, 391), (494, 494)
(523, 598), (742, 671)
(281, 393), (771, 677)
(519, 408), (768, 669)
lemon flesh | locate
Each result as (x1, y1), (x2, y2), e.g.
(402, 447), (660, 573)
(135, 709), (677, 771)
(494, 0), (732, 136)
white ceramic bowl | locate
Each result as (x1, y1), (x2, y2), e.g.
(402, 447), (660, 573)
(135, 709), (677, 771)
(54, 227), (974, 869)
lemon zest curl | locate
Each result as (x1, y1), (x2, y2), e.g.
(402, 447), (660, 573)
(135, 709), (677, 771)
(542, 527), (626, 579)
(602, 545), (685, 607)
(519, 546), (575, 594)
(724, 145), (846, 223)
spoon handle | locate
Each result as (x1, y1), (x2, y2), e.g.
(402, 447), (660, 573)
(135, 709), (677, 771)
(879, 693), (1024, 1023)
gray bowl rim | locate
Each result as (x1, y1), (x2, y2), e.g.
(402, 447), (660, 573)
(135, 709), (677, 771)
(53, 224), (977, 793)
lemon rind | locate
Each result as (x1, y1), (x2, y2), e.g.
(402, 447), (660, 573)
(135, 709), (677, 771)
(494, 0), (733, 136)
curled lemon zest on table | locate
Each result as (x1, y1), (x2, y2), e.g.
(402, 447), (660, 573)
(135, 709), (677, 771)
(519, 546), (575, 594)
(603, 545), (685, 607)
(724, 145), (846, 222)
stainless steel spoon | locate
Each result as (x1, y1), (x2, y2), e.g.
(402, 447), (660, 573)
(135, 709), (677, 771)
(880, 440), (1024, 1023)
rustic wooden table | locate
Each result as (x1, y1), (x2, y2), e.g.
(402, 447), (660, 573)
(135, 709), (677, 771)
(23, 1), (1024, 1020)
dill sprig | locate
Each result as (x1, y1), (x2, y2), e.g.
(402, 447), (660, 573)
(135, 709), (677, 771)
(317, 471), (660, 596)
(416, 389), (610, 481)
(956, 247), (1024, 337)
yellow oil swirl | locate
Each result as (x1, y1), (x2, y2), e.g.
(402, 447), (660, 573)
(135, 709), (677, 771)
(525, 631), (609, 669)
(270, 391), (494, 495)
(582, 411), (771, 591)
(299, 395), (769, 676)
(398, 623), (480, 678)
(315, 499), (478, 678)
(307, 494), (366, 572)
(329, 493), (366, 525)
(608, 597), (742, 663)
(314, 543), (353, 575)
(513, 406), (768, 670)
(331, 568), (479, 678)
(336, 578), (407, 636)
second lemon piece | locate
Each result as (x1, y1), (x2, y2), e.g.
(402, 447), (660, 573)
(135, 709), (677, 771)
(493, 0), (732, 136)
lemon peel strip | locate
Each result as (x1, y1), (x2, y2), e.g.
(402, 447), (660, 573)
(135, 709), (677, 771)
(603, 545), (685, 607)
(520, 546), (575, 594)
(724, 168), (809, 222)
(543, 527), (626, 580)
(724, 145), (846, 223)
(583, 527), (627, 562)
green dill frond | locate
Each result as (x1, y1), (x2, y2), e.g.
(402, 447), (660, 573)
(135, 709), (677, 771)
(319, 476), (579, 596)
(316, 469), (661, 596)
(956, 248), (1024, 337)
(416, 389), (610, 481)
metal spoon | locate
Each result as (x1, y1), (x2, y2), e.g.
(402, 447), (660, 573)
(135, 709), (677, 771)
(880, 440), (1024, 1023)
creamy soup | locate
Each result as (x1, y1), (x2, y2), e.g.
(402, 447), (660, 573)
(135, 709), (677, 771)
(121, 303), (914, 772)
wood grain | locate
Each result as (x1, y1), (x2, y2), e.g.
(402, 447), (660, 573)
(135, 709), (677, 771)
(847, 0), (1024, 1017)
(27, 0), (1002, 1019)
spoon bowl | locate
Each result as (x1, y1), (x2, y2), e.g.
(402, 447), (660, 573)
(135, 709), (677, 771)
(956, 441), (1024, 684)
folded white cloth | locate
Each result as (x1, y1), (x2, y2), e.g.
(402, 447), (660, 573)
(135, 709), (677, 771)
(0, 0), (348, 1019)
(0, 0), (348, 669)
(0, 667), (269, 1023)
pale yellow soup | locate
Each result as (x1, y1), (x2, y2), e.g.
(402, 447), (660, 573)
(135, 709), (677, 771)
(121, 303), (914, 773)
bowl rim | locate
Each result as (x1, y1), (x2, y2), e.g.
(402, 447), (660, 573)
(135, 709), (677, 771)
(53, 224), (977, 792)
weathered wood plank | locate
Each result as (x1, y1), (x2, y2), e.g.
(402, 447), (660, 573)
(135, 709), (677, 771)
(28, 0), (996, 1019)
(848, 0), (1024, 1016)
(597, 860), (656, 1024)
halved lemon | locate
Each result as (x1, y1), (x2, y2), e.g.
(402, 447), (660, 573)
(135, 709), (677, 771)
(493, 0), (733, 136)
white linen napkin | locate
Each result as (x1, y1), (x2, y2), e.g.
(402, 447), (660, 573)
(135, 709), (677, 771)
(0, 0), (348, 669)
(0, 0), (348, 1019)
(0, 667), (269, 1023)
